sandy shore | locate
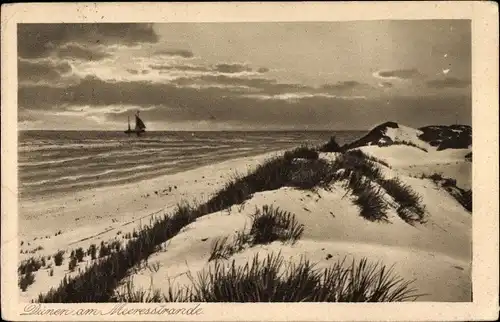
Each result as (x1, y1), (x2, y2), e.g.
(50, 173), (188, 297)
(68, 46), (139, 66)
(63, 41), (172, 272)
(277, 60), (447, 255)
(19, 150), (286, 260)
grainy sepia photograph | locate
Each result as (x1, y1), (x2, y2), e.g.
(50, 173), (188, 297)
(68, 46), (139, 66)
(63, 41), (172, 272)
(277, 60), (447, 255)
(16, 19), (473, 303)
(1, 2), (498, 321)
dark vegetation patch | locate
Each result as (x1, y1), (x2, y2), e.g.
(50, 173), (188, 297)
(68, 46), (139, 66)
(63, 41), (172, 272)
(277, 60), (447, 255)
(19, 270), (35, 292)
(319, 136), (343, 153)
(418, 125), (471, 151)
(284, 146), (319, 160)
(209, 205), (304, 261)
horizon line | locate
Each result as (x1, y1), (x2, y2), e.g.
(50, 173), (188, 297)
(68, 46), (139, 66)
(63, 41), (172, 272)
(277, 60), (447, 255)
(18, 129), (367, 132)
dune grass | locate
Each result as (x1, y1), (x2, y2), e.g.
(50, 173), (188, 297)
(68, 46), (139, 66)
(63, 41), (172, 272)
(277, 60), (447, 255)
(114, 252), (423, 302)
(379, 178), (426, 224)
(209, 205), (304, 261)
(330, 152), (388, 221)
(332, 150), (426, 223)
(250, 205), (304, 245)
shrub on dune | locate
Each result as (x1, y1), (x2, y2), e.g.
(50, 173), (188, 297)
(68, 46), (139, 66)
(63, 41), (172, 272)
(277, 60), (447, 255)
(19, 270), (35, 292)
(18, 257), (43, 275)
(53, 250), (64, 267)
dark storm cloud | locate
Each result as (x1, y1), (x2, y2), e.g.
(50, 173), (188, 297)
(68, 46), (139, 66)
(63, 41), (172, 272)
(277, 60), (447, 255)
(18, 75), (236, 109)
(18, 23), (158, 59)
(214, 63), (252, 73)
(57, 44), (112, 61)
(426, 77), (470, 89)
(154, 49), (194, 58)
(375, 69), (421, 80)
(18, 59), (72, 82)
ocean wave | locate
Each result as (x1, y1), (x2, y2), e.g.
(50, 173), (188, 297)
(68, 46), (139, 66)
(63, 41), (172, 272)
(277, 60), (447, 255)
(19, 144), (234, 167)
(21, 163), (165, 187)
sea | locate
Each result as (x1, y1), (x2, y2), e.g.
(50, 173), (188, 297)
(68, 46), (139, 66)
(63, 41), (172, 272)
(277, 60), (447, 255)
(18, 131), (365, 200)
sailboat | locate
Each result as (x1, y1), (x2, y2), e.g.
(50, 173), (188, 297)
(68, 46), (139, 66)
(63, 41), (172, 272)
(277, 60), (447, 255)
(124, 111), (146, 136)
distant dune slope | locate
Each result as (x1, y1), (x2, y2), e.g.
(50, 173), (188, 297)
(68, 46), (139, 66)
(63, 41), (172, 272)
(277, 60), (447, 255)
(343, 121), (471, 152)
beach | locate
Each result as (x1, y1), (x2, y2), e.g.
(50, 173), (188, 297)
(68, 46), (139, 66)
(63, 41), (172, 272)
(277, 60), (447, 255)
(18, 125), (472, 303)
(19, 150), (288, 301)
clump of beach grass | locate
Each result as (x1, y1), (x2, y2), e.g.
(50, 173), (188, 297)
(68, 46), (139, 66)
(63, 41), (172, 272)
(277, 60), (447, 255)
(114, 252), (423, 302)
(209, 205), (304, 261)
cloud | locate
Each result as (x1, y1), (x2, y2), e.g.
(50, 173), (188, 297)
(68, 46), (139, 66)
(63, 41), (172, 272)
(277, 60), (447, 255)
(322, 81), (365, 91)
(57, 43), (112, 61)
(18, 73), (471, 131)
(426, 77), (470, 89)
(246, 92), (366, 102)
(150, 64), (211, 72)
(154, 49), (194, 58)
(171, 74), (276, 89)
(214, 63), (252, 73)
(373, 68), (421, 80)
(18, 59), (72, 83)
(18, 23), (158, 59)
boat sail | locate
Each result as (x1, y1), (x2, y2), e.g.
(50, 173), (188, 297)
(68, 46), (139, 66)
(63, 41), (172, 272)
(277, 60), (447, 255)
(125, 111), (146, 136)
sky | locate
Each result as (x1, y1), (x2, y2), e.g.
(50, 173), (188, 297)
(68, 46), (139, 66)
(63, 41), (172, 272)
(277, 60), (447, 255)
(17, 21), (471, 131)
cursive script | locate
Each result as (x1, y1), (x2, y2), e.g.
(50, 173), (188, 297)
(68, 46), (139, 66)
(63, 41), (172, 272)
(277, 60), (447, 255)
(21, 303), (204, 316)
